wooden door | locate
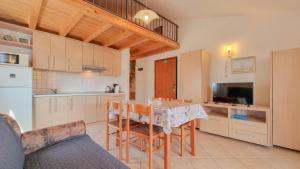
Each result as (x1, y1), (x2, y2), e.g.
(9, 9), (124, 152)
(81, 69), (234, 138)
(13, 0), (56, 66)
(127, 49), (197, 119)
(33, 31), (50, 69)
(83, 43), (94, 66)
(113, 50), (122, 76)
(93, 45), (104, 67)
(273, 49), (300, 150)
(84, 96), (98, 123)
(68, 96), (85, 123)
(33, 97), (52, 129)
(51, 97), (69, 126)
(155, 57), (177, 99)
(51, 35), (66, 71)
(66, 39), (83, 72)
(102, 48), (114, 76)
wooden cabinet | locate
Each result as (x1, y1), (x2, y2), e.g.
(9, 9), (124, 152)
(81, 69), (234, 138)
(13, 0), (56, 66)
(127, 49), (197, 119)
(272, 48), (300, 151)
(84, 96), (98, 123)
(66, 39), (83, 72)
(51, 97), (69, 126)
(50, 35), (66, 71)
(33, 97), (52, 129)
(83, 42), (94, 66)
(68, 96), (85, 122)
(180, 49), (209, 103)
(33, 94), (125, 129)
(33, 96), (68, 129)
(33, 31), (121, 77)
(112, 50), (122, 76)
(33, 31), (51, 70)
(102, 48), (114, 76)
(200, 103), (271, 146)
(93, 45), (104, 67)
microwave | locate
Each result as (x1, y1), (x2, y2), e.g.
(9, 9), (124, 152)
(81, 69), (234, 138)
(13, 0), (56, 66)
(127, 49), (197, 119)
(0, 52), (29, 67)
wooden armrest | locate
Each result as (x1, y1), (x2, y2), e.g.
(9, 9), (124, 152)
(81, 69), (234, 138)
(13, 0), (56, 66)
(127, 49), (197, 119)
(21, 121), (86, 154)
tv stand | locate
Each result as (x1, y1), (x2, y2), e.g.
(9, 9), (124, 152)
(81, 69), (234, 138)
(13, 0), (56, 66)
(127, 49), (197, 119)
(199, 102), (272, 146)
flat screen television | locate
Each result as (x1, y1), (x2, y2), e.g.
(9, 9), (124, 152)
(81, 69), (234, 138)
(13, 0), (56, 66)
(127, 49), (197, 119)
(212, 82), (254, 105)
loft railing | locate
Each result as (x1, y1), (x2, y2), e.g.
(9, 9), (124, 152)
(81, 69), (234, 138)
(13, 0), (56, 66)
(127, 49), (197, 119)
(85, 0), (178, 42)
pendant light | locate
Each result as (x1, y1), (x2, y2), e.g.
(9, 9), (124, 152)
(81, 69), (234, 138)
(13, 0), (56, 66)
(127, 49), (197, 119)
(134, 0), (159, 24)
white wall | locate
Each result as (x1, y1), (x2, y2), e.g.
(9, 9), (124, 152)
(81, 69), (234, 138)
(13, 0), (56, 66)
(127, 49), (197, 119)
(136, 13), (300, 106)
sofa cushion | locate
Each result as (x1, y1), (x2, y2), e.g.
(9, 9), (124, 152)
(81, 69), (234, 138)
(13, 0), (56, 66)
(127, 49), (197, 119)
(24, 135), (129, 169)
(0, 118), (25, 169)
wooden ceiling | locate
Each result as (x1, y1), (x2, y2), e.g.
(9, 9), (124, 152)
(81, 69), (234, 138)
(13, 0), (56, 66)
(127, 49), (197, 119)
(0, 0), (180, 59)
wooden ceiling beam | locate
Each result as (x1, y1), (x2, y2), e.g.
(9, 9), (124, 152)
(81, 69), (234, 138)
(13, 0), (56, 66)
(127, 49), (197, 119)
(59, 12), (84, 36)
(28, 0), (44, 29)
(103, 30), (134, 47)
(68, 0), (180, 49)
(131, 44), (166, 57)
(131, 46), (172, 60)
(119, 38), (149, 49)
(84, 24), (112, 42)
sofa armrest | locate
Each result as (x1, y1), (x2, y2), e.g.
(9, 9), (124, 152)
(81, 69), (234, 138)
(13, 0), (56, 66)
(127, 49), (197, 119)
(21, 121), (86, 154)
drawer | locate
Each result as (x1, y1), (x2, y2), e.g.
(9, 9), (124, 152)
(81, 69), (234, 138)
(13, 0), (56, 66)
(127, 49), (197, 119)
(200, 115), (229, 137)
(229, 128), (268, 145)
(230, 119), (267, 134)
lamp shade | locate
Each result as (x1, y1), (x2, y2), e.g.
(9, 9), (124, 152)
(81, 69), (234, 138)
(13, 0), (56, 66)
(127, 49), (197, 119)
(134, 9), (159, 24)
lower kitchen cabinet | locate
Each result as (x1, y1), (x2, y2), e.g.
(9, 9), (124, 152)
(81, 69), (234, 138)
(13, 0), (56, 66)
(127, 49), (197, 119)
(33, 94), (125, 129)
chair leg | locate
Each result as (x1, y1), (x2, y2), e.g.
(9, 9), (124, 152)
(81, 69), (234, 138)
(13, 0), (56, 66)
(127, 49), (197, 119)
(119, 131), (122, 160)
(126, 132), (130, 163)
(106, 125), (109, 151)
(116, 131), (120, 147)
(149, 138), (153, 169)
(180, 125), (185, 156)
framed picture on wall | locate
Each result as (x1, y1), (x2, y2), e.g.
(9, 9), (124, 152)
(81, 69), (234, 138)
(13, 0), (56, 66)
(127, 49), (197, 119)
(231, 56), (256, 74)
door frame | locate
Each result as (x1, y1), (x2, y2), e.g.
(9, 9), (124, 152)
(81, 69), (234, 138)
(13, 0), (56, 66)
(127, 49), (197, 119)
(154, 56), (178, 99)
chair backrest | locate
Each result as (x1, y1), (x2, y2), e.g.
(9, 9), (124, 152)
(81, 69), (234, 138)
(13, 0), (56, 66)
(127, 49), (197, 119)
(127, 103), (153, 135)
(106, 100), (123, 122)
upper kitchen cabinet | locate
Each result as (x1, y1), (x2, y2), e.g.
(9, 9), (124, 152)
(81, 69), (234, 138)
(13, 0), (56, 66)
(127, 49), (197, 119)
(83, 43), (94, 66)
(102, 47), (114, 76)
(33, 31), (66, 71)
(93, 45), (104, 67)
(66, 39), (83, 73)
(33, 31), (51, 70)
(50, 35), (66, 71)
(112, 50), (122, 76)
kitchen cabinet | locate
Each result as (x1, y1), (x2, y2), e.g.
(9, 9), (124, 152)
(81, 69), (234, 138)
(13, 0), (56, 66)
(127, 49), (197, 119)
(33, 94), (126, 129)
(33, 96), (68, 129)
(102, 48), (114, 76)
(93, 45), (104, 67)
(33, 31), (51, 70)
(50, 35), (66, 71)
(112, 50), (122, 76)
(51, 97), (69, 126)
(33, 97), (52, 129)
(66, 39), (83, 72)
(84, 96), (98, 123)
(83, 42), (94, 66)
(68, 96), (85, 123)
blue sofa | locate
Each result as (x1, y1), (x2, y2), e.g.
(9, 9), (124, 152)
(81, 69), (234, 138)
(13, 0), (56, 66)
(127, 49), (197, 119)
(0, 113), (130, 169)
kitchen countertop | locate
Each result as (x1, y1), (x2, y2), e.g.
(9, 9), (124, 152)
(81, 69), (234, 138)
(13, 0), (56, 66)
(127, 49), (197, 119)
(33, 91), (127, 97)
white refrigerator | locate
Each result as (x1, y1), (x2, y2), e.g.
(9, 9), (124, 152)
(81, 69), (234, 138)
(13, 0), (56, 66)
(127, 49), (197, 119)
(0, 65), (32, 132)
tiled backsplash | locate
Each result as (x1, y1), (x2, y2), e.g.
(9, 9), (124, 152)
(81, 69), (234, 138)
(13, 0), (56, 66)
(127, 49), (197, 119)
(32, 70), (124, 93)
(33, 70), (57, 93)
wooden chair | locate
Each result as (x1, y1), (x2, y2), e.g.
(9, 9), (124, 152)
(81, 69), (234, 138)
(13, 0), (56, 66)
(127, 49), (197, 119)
(126, 103), (164, 169)
(106, 100), (140, 160)
(172, 99), (193, 156)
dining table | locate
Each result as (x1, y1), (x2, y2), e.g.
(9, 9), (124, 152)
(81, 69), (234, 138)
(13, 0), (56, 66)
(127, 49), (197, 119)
(128, 100), (208, 169)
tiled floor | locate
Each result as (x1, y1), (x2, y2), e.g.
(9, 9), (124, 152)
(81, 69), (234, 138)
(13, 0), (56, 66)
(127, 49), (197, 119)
(86, 122), (300, 169)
